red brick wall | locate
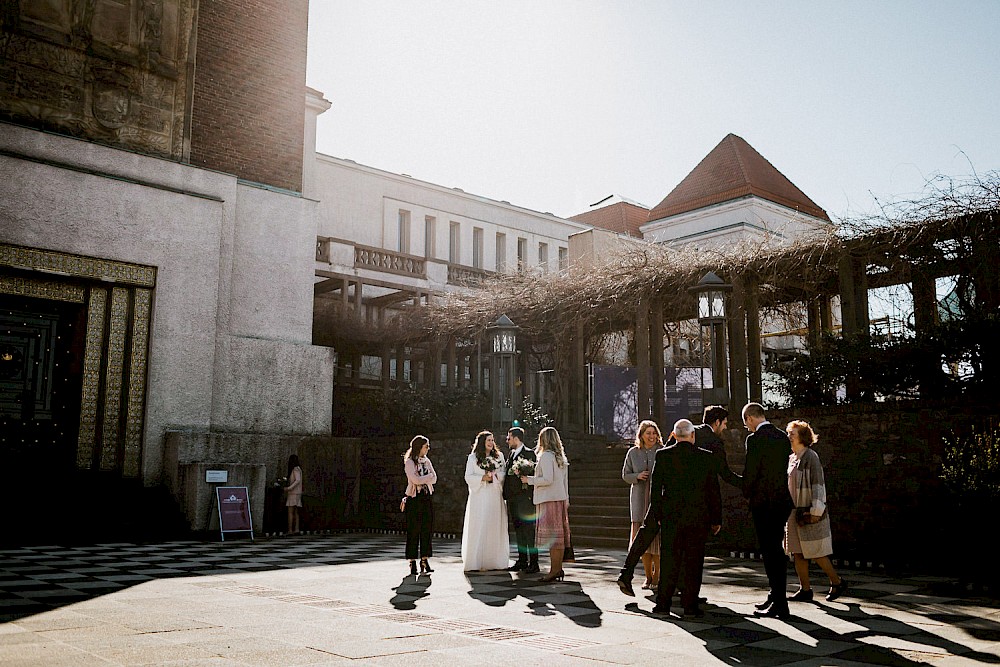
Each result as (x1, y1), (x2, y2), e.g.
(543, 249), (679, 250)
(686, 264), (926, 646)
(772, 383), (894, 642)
(189, 0), (307, 192)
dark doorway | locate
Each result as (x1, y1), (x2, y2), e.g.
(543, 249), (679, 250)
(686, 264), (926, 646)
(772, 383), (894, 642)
(0, 292), (86, 541)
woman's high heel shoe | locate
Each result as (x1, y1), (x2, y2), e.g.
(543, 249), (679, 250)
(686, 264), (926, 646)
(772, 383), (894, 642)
(787, 588), (814, 602)
(409, 560), (418, 576)
(540, 570), (565, 582)
(420, 558), (434, 573)
(826, 579), (848, 601)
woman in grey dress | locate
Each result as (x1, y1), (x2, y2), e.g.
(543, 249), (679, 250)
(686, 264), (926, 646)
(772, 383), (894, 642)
(622, 420), (663, 590)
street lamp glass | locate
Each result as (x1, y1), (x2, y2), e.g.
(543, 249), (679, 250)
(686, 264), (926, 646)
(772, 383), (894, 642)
(698, 294), (710, 320)
(494, 332), (516, 353)
(711, 291), (725, 319)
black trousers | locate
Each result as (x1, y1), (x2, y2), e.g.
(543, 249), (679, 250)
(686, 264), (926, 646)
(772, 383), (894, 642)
(620, 504), (660, 579)
(655, 522), (708, 611)
(751, 505), (788, 608)
(405, 493), (433, 559)
(507, 492), (537, 563)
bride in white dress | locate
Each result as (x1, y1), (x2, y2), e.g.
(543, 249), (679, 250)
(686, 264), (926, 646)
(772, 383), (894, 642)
(461, 431), (510, 571)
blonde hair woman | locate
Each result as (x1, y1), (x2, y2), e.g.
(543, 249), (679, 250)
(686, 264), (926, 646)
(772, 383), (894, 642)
(622, 420), (663, 590)
(520, 426), (571, 582)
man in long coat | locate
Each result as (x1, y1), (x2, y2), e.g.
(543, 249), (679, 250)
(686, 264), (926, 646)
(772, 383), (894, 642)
(649, 419), (722, 617)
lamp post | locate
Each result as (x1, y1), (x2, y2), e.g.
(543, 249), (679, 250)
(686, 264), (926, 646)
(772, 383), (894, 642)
(486, 314), (520, 429)
(689, 272), (732, 407)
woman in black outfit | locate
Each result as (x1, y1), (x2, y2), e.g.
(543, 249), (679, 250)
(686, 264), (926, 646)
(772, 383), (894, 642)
(403, 435), (437, 575)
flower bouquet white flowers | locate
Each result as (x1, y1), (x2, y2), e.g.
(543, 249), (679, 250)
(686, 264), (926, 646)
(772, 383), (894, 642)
(510, 458), (535, 489)
(479, 455), (498, 482)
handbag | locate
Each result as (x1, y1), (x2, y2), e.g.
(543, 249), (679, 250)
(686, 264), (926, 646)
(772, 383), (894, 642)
(563, 543), (576, 563)
(400, 496), (407, 512)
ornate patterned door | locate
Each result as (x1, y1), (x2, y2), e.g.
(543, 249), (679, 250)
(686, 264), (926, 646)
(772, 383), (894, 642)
(0, 244), (155, 478)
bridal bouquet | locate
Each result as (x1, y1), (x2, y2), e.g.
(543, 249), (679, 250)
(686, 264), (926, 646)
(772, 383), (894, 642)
(510, 458), (535, 489)
(479, 456), (498, 482)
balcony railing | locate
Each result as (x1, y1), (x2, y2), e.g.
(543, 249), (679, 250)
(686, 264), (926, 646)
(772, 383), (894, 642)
(447, 264), (495, 286)
(354, 244), (426, 278)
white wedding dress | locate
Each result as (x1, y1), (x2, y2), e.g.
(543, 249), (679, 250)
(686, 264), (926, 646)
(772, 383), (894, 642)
(461, 452), (510, 571)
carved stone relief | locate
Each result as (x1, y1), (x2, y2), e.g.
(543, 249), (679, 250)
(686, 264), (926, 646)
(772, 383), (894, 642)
(1, 0), (197, 160)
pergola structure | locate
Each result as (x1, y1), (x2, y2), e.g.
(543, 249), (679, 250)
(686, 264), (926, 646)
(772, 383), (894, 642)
(315, 177), (1000, 432)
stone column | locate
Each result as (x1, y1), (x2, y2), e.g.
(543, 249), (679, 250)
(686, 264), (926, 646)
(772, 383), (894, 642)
(635, 297), (650, 421)
(575, 320), (588, 433)
(651, 299), (665, 425)
(911, 267), (940, 399)
(446, 338), (457, 390)
(819, 295), (833, 333)
(807, 298), (821, 348)
(381, 344), (391, 391)
(838, 254), (858, 338)
(745, 278), (763, 403)
(728, 276), (749, 412)
(429, 343), (442, 393)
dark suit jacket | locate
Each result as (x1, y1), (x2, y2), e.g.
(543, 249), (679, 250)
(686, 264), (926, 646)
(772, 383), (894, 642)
(649, 440), (722, 529)
(503, 446), (536, 502)
(742, 422), (794, 512)
(694, 423), (742, 489)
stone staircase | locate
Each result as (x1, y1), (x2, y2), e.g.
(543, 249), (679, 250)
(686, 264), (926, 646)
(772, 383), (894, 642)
(567, 446), (633, 550)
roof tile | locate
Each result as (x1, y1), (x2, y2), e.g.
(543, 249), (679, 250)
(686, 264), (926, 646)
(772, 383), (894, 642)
(647, 134), (829, 222)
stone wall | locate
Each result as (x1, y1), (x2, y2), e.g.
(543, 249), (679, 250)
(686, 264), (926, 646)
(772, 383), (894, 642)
(718, 402), (999, 572)
(283, 402), (997, 575)
(1, 124), (334, 488)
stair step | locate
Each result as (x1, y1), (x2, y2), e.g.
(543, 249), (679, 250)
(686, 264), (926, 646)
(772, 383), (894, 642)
(571, 535), (629, 549)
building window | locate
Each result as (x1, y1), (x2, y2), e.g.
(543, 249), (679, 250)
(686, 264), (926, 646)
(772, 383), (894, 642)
(496, 233), (506, 272)
(517, 237), (527, 272)
(449, 221), (461, 264)
(538, 242), (548, 272)
(425, 216), (436, 258)
(398, 210), (411, 254)
(558, 246), (568, 272)
(473, 227), (484, 269)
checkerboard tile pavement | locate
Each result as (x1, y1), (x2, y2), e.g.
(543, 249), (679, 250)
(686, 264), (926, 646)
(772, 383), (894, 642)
(2, 533), (1000, 665)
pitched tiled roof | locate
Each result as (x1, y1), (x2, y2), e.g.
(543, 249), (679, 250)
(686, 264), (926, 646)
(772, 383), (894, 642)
(647, 134), (830, 222)
(569, 197), (650, 237)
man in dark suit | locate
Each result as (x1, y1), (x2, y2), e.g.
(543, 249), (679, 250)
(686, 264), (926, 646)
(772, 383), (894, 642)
(503, 427), (538, 573)
(741, 402), (794, 619)
(695, 405), (742, 489)
(649, 419), (722, 617)
(616, 407), (738, 596)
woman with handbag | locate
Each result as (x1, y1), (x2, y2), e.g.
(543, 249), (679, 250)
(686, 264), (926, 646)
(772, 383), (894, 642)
(785, 420), (847, 602)
(403, 435), (437, 576)
(520, 426), (571, 582)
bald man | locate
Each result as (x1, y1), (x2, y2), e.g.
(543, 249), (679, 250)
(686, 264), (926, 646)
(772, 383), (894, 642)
(648, 419), (722, 618)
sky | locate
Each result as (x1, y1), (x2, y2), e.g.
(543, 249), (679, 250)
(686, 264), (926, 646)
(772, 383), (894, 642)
(306, 1), (1000, 222)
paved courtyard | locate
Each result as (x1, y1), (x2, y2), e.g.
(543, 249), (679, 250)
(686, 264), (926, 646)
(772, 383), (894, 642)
(2, 532), (999, 666)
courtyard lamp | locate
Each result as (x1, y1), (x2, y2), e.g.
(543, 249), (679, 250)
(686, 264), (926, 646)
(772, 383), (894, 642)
(486, 314), (520, 430)
(689, 272), (732, 407)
